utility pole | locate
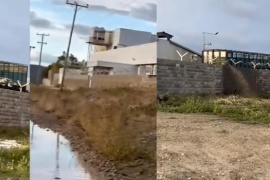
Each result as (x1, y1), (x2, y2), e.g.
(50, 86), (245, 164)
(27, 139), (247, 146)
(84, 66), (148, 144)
(60, 1), (89, 91)
(36, 33), (49, 84)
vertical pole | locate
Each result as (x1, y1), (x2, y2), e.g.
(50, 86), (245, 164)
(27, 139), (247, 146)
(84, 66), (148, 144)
(36, 34), (49, 84)
(202, 33), (205, 63)
(20, 87), (22, 127)
(60, 5), (78, 91)
(60, 1), (89, 91)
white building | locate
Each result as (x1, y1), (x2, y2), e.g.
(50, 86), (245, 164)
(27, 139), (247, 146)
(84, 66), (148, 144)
(87, 30), (202, 76)
(86, 27), (156, 54)
(88, 42), (156, 76)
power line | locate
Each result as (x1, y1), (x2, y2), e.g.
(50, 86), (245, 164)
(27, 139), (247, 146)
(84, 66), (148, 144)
(36, 33), (49, 84)
(60, 0), (89, 91)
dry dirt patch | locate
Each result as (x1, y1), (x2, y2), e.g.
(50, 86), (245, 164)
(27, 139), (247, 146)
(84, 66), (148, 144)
(157, 113), (270, 180)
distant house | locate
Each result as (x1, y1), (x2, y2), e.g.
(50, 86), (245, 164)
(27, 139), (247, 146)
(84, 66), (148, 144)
(88, 42), (156, 76)
(86, 29), (202, 77)
(157, 31), (202, 63)
(203, 49), (270, 69)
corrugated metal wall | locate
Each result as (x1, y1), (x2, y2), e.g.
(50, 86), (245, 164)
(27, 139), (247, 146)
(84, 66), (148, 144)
(30, 64), (46, 84)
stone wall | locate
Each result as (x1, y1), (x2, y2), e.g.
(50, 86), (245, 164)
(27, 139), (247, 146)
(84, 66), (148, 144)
(257, 70), (270, 94)
(157, 59), (223, 95)
(0, 88), (30, 127)
(158, 58), (270, 95)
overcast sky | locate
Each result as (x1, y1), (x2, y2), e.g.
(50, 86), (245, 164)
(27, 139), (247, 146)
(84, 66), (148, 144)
(30, 0), (156, 66)
(158, 0), (270, 54)
(0, 1), (29, 65)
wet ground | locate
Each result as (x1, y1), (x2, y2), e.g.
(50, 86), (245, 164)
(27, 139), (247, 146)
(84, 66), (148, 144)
(0, 140), (23, 148)
(30, 121), (92, 180)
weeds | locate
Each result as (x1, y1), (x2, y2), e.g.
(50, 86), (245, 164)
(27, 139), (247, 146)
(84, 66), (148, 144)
(158, 94), (270, 123)
(0, 126), (29, 179)
(31, 85), (156, 163)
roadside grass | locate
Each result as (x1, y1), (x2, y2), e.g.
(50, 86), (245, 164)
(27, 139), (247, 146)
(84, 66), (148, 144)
(0, 127), (29, 145)
(30, 85), (156, 164)
(158, 94), (270, 124)
(0, 146), (29, 179)
(0, 126), (29, 179)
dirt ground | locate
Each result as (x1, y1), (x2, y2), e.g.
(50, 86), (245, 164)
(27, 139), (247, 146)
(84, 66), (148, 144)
(157, 113), (270, 180)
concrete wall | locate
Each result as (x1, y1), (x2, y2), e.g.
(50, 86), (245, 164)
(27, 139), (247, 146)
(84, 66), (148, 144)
(256, 70), (270, 94)
(90, 75), (156, 88)
(88, 61), (138, 75)
(0, 88), (29, 127)
(44, 73), (156, 90)
(158, 58), (270, 95)
(88, 42), (156, 65)
(221, 66), (270, 95)
(157, 39), (202, 63)
(157, 59), (223, 95)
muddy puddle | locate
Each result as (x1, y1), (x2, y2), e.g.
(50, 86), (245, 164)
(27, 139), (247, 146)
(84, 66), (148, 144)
(30, 121), (92, 180)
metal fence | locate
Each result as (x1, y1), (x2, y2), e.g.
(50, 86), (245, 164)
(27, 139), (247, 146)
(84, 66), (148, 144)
(0, 61), (28, 91)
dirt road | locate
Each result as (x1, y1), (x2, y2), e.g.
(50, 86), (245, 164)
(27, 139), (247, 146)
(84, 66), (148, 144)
(157, 113), (270, 180)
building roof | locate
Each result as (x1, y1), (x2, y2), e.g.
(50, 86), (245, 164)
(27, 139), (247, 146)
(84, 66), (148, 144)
(157, 31), (201, 57)
(203, 49), (270, 56)
(157, 31), (173, 40)
(0, 60), (28, 66)
(168, 40), (202, 57)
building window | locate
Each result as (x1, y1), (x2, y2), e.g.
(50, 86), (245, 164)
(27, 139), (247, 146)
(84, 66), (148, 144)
(227, 52), (232, 58)
(232, 52), (236, 58)
(258, 55), (262, 59)
(113, 46), (117, 49)
(190, 54), (198, 61)
(250, 54), (254, 59)
(146, 65), (153, 75)
(244, 54), (249, 59)
(193, 54), (198, 61)
(254, 54), (257, 59)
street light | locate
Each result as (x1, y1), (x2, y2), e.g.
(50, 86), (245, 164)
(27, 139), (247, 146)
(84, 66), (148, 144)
(29, 46), (35, 56)
(202, 32), (218, 50)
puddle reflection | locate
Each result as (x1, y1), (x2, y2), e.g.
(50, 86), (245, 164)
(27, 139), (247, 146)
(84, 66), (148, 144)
(30, 121), (91, 180)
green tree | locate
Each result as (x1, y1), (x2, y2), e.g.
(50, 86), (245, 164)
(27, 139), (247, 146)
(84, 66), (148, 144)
(69, 54), (78, 63)
(56, 51), (66, 65)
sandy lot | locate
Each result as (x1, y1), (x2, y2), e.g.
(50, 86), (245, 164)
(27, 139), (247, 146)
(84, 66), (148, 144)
(157, 113), (270, 180)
